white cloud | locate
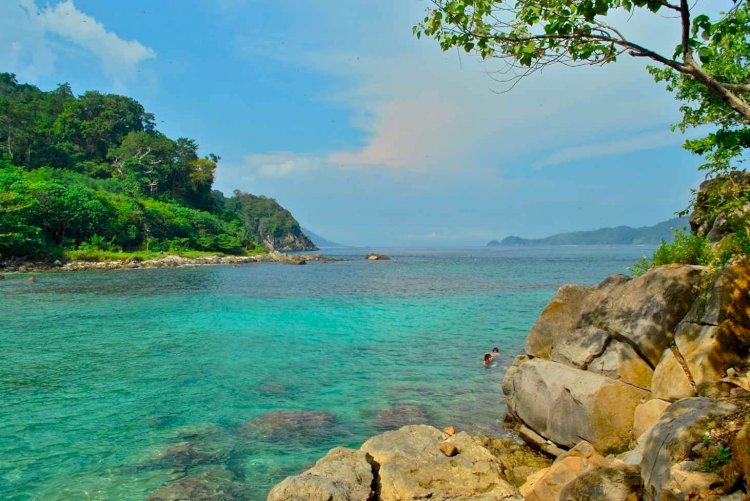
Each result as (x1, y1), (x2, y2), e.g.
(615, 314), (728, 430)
(242, 152), (323, 178)
(0, 0), (155, 83)
(232, 1), (691, 177)
(534, 130), (683, 168)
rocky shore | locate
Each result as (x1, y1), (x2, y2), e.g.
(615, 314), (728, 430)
(262, 257), (750, 500)
(0, 252), (343, 274)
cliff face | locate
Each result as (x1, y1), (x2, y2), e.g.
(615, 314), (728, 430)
(260, 228), (316, 252)
(223, 192), (317, 252)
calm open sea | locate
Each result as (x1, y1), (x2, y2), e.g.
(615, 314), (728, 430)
(1, 245), (653, 500)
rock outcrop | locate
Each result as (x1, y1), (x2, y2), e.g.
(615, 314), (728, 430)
(267, 447), (374, 501)
(505, 264), (707, 455)
(362, 425), (518, 500)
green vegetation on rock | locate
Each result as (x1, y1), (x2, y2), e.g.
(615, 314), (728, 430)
(0, 73), (315, 261)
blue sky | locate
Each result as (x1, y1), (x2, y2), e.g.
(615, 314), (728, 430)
(1, 0), (711, 245)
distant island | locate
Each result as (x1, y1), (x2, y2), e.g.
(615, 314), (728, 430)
(488, 217), (689, 246)
(302, 228), (342, 248)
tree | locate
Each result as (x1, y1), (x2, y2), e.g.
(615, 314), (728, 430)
(415, 1), (750, 172)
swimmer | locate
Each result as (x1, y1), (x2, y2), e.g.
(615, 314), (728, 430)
(483, 353), (494, 367)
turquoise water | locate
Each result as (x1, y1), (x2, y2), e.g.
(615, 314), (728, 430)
(1, 246), (652, 500)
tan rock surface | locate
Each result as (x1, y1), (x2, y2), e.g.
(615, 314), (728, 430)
(639, 397), (738, 501)
(267, 447), (373, 501)
(360, 425), (517, 501)
(520, 441), (606, 501)
(505, 358), (649, 454)
(633, 399), (671, 440)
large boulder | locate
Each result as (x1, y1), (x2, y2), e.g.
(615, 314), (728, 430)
(651, 259), (750, 402)
(526, 284), (593, 359)
(526, 265), (704, 369)
(633, 399), (671, 441)
(504, 358), (649, 454)
(267, 447), (374, 501)
(519, 441), (606, 501)
(587, 339), (653, 390)
(558, 461), (643, 501)
(581, 264), (705, 367)
(650, 348), (695, 402)
(639, 397), (738, 501)
(360, 425), (517, 500)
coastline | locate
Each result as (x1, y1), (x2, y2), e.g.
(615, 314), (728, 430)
(0, 252), (343, 274)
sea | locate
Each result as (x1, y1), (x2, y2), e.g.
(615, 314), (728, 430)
(1, 245), (653, 500)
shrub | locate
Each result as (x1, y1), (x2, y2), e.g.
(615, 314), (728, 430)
(630, 229), (713, 276)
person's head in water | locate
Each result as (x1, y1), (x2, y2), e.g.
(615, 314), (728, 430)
(492, 347), (500, 354)
(483, 353), (493, 366)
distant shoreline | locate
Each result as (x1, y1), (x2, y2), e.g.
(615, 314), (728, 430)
(1, 252), (342, 274)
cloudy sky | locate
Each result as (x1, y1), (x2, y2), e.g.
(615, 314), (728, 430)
(1, 0), (713, 245)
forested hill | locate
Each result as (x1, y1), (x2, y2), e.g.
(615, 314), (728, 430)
(488, 217), (689, 246)
(0, 73), (315, 260)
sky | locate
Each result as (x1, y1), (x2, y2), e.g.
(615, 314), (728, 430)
(0, 0), (715, 246)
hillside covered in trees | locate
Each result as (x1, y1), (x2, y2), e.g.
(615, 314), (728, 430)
(0, 73), (314, 261)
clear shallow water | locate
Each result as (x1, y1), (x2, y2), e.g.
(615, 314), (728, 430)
(1, 246), (653, 500)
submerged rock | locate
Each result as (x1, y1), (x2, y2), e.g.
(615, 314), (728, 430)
(372, 403), (430, 431)
(145, 468), (246, 501)
(240, 410), (338, 442)
(267, 447), (374, 501)
(149, 443), (219, 470)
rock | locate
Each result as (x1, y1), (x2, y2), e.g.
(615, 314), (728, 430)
(26, 276), (37, 283)
(559, 462), (643, 501)
(439, 442), (458, 457)
(727, 367), (737, 378)
(0, 274), (4, 280)
(145, 442), (217, 470)
(240, 410), (337, 443)
(443, 426), (455, 436)
(517, 425), (566, 458)
(366, 254), (390, 261)
(551, 326), (609, 369)
(519, 441), (606, 501)
(526, 265), (704, 368)
(145, 468), (245, 501)
(504, 358), (649, 454)
(731, 421), (750, 489)
(651, 348), (696, 401)
(360, 425), (517, 501)
(668, 461), (723, 499)
(372, 404), (429, 431)
(587, 339), (654, 390)
(639, 397), (738, 500)
(267, 447), (374, 501)
(633, 399), (671, 440)
(474, 435), (553, 487)
(525, 284), (592, 358)
(584, 264), (705, 367)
